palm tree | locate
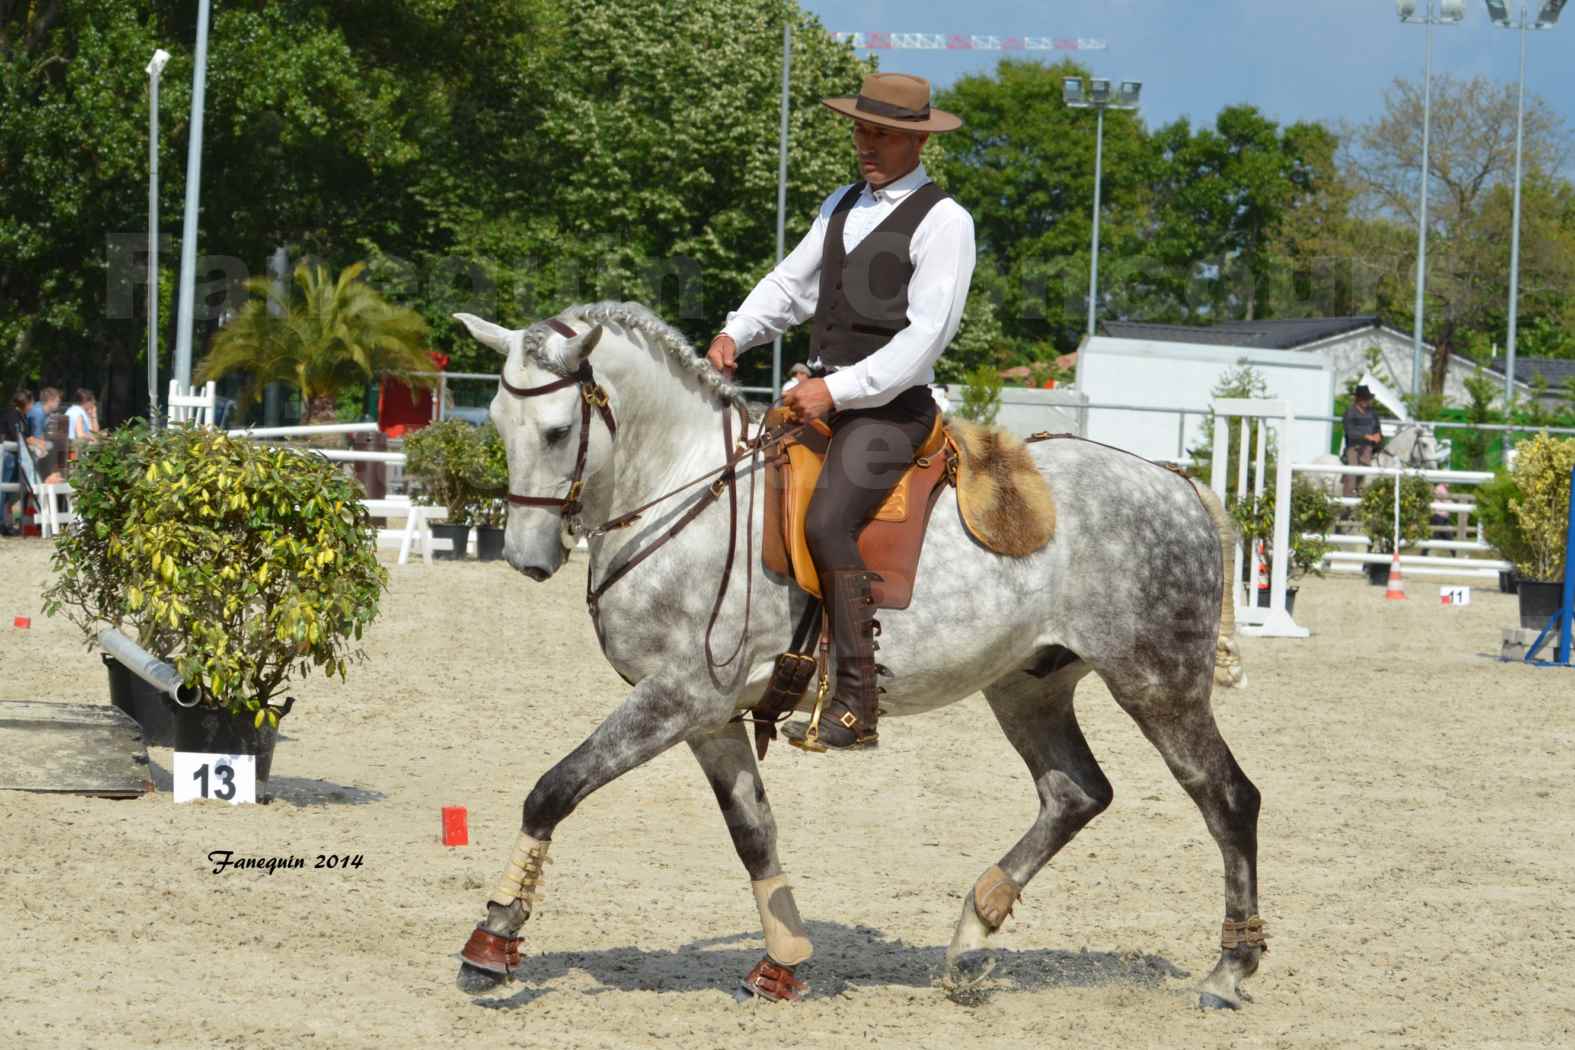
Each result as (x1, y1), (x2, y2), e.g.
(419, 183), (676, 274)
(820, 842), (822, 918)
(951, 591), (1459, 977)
(197, 261), (433, 423)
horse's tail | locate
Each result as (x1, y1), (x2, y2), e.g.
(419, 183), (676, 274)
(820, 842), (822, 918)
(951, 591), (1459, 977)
(1187, 478), (1248, 691)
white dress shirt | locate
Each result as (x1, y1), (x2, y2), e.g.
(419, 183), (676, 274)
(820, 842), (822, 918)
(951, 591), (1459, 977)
(722, 164), (975, 411)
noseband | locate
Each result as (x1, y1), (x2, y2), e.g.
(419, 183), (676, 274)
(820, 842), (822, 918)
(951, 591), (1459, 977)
(499, 319), (616, 519)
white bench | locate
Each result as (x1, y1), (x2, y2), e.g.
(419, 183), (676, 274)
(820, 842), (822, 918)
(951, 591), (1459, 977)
(362, 497), (447, 565)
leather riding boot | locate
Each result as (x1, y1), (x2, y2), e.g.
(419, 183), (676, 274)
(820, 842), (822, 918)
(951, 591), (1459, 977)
(784, 569), (882, 752)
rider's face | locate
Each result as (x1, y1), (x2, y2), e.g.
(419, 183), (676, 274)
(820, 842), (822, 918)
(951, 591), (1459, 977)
(851, 122), (928, 188)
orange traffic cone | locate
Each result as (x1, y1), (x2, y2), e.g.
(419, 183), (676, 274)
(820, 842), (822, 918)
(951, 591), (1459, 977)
(1385, 552), (1407, 601)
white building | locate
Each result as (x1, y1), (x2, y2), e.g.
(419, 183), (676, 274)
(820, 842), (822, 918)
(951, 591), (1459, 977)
(1098, 316), (1509, 405)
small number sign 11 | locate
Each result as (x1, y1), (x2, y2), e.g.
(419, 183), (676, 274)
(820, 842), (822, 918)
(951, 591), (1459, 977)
(1440, 586), (1471, 607)
(173, 752), (258, 804)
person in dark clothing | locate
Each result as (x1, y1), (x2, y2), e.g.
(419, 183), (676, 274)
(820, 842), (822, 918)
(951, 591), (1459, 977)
(1342, 384), (1384, 498)
(2, 390), (32, 535)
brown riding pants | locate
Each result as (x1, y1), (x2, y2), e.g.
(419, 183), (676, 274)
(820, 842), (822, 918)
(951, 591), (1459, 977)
(1342, 442), (1373, 498)
(804, 386), (938, 574)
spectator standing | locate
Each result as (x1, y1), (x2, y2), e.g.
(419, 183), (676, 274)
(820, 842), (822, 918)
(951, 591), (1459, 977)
(65, 389), (98, 443)
(1, 390), (29, 535)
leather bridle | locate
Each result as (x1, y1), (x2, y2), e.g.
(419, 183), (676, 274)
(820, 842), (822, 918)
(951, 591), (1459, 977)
(499, 318), (616, 519)
(496, 318), (804, 676)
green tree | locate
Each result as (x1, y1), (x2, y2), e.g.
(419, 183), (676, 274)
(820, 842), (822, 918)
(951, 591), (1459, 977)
(935, 59), (1151, 357)
(1347, 75), (1573, 393)
(196, 262), (430, 423)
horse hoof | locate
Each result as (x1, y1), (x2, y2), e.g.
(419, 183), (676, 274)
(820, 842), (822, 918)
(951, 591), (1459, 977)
(1198, 991), (1239, 1011)
(457, 961), (509, 995)
(942, 950), (997, 1005)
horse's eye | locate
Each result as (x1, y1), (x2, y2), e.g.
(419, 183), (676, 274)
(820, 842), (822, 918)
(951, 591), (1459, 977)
(544, 425), (571, 446)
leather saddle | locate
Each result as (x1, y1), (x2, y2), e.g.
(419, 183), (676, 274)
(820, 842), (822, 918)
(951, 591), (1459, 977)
(761, 407), (953, 610)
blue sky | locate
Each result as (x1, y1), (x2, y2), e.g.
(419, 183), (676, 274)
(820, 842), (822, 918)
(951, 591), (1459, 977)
(800, 0), (1575, 137)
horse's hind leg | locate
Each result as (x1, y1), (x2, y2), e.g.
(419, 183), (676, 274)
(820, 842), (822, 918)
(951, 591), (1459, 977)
(456, 676), (700, 993)
(1106, 671), (1264, 1010)
(945, 660), (1112, 989)
(688, 722), (811, 1003)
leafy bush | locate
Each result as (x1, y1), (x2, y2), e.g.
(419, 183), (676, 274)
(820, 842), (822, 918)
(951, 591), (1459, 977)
(1475, 470), (1534, 575)
(1508, 432), (1575, 581)
(1358, 475), (1434, 554)
(1228, 476), (1337, 581)
(44, 423), (386, 722)
(477, 424), (510, 529)
(404, 419), (488, 523)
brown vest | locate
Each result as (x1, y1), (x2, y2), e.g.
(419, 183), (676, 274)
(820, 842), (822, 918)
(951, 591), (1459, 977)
(811, 181), (948, 369)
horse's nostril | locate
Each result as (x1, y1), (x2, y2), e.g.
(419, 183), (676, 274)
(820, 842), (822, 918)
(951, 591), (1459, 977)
(522, 566), (550, 582)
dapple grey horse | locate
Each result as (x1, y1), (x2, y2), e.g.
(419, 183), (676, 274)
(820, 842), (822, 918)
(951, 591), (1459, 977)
(450, 302), (1263, 1009)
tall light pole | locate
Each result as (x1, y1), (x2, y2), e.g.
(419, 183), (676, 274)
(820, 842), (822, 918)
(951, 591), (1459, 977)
(772, 22), (792, 398)
(1397, 0), (1465, 402)
(1063, 77), (1141, 338)
(173, 0), (213, 390)
(1485, 0), (1566, 410)
(146, 48), (170, 425)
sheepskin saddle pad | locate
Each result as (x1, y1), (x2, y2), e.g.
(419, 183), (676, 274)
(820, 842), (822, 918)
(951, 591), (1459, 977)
(945, 420), (1056, 557)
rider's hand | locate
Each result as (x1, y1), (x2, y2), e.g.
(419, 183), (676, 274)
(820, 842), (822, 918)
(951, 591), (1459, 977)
(706, 333), (737, 374)
(782, 377), (835, 422)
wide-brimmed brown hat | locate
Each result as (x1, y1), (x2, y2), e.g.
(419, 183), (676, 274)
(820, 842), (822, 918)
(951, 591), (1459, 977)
(822, 73), (962, 134)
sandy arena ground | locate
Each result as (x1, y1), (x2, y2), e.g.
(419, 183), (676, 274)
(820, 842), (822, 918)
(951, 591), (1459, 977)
(2, 535), (1573, 1049)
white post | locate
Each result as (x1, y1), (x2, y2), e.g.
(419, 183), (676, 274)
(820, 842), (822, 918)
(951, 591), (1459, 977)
(1267, 401), (1295, 619)
(146, 50), (169, 425)
(1410, 4), (1435, 402)
(1086, 107), (1106, 338)
(1210, 398), (1309, 638)
(172, 0), (212, 388)
(1504, 4), (1529, 409)
(771, 21), (792, 398)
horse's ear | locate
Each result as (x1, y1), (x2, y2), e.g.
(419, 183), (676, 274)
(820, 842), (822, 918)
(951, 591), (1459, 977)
(563, 324), (604, 369)
(453, 313), (513, 356)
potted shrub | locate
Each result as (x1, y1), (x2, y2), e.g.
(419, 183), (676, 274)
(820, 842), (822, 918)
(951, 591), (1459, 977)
(1507, 433), (1575, 629)
(1228, 476), (1336, 614)
(1357, 475), (1433, 585)
(1476, 470), (1533, 594)
(404, 419), (485, 559)
(474, 424), (509, 562)
(44, 422), (386, 785)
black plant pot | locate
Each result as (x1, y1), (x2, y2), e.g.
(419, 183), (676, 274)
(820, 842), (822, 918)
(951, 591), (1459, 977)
(1499, 569), (1519, 595)
(1518, 580), (1567, 631)
(104, 654), (179, 747)
(1365, 562), (1391, 587)
(1251, 585), (1298, 616)
(430, 522), (471, 560)
(474, 526), (506, 562)
(173, 699), (292, 788)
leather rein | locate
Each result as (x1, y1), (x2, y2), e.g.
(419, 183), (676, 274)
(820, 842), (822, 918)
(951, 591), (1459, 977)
(498, 319), (806, 672)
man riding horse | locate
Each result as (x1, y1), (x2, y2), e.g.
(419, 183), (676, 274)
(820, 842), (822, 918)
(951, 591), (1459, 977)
(706, 72), (975, 752)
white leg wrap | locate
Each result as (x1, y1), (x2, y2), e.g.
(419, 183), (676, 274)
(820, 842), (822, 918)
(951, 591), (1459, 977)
(488, 832), (551, 911)
(751, 874), (813, 966)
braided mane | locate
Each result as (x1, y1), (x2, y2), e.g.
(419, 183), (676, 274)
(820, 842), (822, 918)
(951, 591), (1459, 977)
(513, 301), (742, 404)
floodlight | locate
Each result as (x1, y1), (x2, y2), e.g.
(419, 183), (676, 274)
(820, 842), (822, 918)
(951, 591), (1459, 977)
(146, 48), (170, 77)
(1485, 0), (1511, 24)
(1397, 0), (1419, 20)
(1063, 77), (1086, 106)
(1537, 0), (1567, 26)
(1118, 81), (1142, 108)
(1090, 78), (1111, 104)
(1440, 0), (1466, 21)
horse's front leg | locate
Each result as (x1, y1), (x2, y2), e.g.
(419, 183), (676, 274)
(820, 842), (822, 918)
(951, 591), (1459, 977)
(456, 676), (703, 993)
(688, 722), (812, 1003)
